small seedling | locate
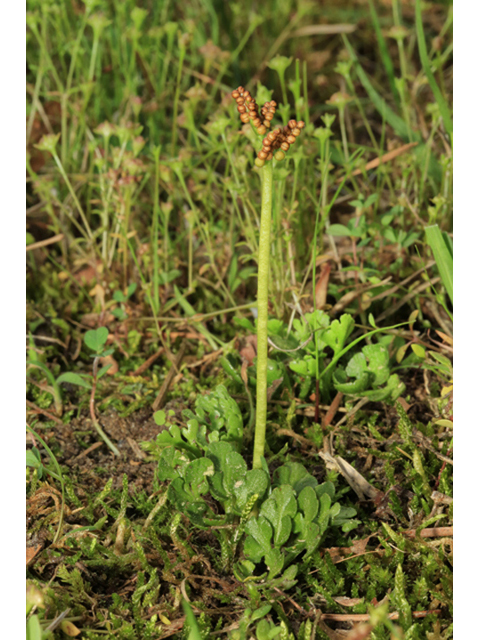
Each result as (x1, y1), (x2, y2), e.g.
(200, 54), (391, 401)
(27, 334), (91, 416)
(83, 327), (120, 456)
(26, 447), (47, 480)
(232, 86), (305, 470)
(84, 326), (112, 358)
(111, 282), (137, 320)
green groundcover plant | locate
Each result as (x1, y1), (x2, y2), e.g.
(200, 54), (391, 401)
(144, 385), (359, 582)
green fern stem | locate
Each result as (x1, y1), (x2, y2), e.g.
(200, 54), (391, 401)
(252, 161), (273, 470)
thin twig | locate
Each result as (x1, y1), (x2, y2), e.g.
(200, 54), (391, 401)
(89, 356), (120, 456)
(26, 233), (64, 252)
(152, 342), (187, 411)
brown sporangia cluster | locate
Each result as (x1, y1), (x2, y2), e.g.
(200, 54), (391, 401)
(232, 87), (305, 167)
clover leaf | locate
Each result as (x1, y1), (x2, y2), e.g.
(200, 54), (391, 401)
(84, 327), (109, 355)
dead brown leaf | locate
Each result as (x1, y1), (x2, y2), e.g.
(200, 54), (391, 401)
(60, 620), (82, 637)
(239, 335), (257, 366)
(435, 330), (453, 347)
(324, 534), (377, 564)
(340, 142), (418, 181)
(318, 451), (384, 502)
(26, 543), (43, 566)
(27, 484), (63, 519)
(80, 312), (115, 327)
(322, 391), (344, 427)
(344, 623), (373, 640)
(315, 263), (331, 309)
(99, 354), (119, 375)
(89, 283), (105, 308)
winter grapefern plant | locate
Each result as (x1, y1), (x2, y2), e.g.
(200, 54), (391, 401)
(231, 86), (305, 469)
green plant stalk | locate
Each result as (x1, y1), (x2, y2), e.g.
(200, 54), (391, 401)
(26, 48), (45, 145)
(173, 167), (232, 297)
(343, 73), (381, 152)
(172, 167), (196, 289)
(419, 117), (441, 205)
(253, 162), (273, 470)
(311, 187), (323, 422)
(278, 69), (288, 110)
(52, 151), (94, 241)
(367, 0), (400, 108)
(207, 17), (263, 106)
(152, 147), (162, 314)
(221, 132), (241, 187)
(100, 136), (111, 262)
(392, 0), (409, 85)
(159, 23), (176, 101)
(63, 16), (88, 168)
(302, 59), (310, 125)
(127, 238), (162, 339)
(171, 42), (187, 156)
(88, 28), (102, 83)
(338, 105), (350, 162)
(107, 140), (131, 267)
(122, 185), (133, 288)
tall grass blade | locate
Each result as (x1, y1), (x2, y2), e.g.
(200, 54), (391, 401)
(182, 600), (203, 640)
(425, 225), (453, 304)
(367, 0), (400, 108)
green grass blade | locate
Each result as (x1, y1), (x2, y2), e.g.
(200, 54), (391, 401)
(442, 230), (453, 258)
(415, 0), (453, 142)
(367, 0), (401, 108)
(182, 600), (203, 640)
(425, 225), (453, 304)
(342, 34), (420, 142)
(26, 425), (65, 544)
